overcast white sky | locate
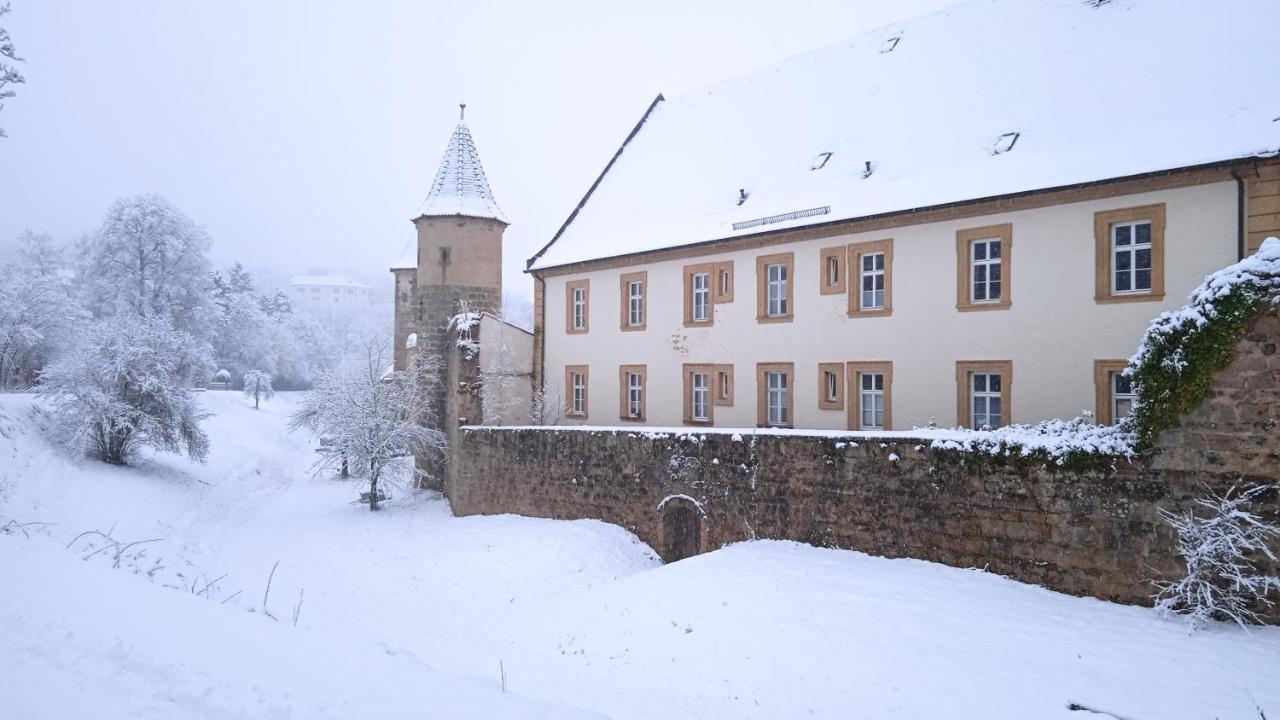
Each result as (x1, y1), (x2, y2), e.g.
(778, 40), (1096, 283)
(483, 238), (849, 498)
(0, 0), (953, 299)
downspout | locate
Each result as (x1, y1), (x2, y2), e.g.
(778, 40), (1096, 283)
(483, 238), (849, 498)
(1231, 167), (1246, 260)
(535, 273), (546, 398)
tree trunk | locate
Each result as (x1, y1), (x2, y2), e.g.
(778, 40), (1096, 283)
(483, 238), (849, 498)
(369, 462), (380, 511)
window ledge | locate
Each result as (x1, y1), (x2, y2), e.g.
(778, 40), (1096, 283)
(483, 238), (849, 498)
(1094, 292), (1165, 304)
(847, 308), (892, 318)
(956, 300), (1012, 312)
(756, 314), (794, 324)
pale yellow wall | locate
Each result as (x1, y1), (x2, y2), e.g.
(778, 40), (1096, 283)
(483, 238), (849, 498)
(542, 181), (1238, 429)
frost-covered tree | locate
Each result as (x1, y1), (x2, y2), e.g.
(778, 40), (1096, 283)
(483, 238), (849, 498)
(290, 342), (444, 510)
(77, 195), (216, 345)
(0, 231), (86, 388)
(0, 3), (24, 138)
(211, 264), (272, 382)
(39, 314), (211, 465)
(1154, 484), (1280, 629)
(242, 370), (274, 409)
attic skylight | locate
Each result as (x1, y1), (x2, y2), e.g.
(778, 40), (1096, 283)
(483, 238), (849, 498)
(880, 36), (900, 54)
(810, 152), (832, 170)
(732, 206), (830, 231)
(991, 132), (1020, 155)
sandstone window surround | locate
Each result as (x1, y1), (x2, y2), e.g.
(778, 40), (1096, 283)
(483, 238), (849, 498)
(845, 361), (893, 430)
(818, 362), (845, 411)
(756, 362), (795, 427)
(819, 246), (846, 295)
(1093, 359), (1135, 426)
(955, 360), (1012, 429)
(1094, 203), (1166, 304)
(619, 271), (647, 331)
(715, 364), (734, 406)
(565, 365), (589, 418)
(756, 253), (795, 323)
(565, 279), (590, 334)
(683, 263), (716, 327)
(955, 223), (1012, 312)
(683, 363), (716, 425)
(713, 261), (735, 303)
(619, 364), (647, 421)
(847, 239), (894, 317)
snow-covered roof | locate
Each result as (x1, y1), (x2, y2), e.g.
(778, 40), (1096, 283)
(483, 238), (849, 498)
(288, 275), (370, 289)
(389, 253), (417, 271)
(415, 107), (508, 224)
(529, 0), (1280, 271)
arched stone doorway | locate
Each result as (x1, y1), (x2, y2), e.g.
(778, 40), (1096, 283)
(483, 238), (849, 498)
(661, 497), (701, 562)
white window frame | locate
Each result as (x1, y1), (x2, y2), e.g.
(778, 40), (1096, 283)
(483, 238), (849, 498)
(826, 254), (840, 287)
(824, 370), (839, 403)
(719, 370), (731, 400)
(766, 263), (788, 317)
(692, 272), (711, 322)
(627, 280), (644, 326)
(860, 373), (885, 430)
(627, 371), (644, 418)
(970, 238), (1002, 303)
(767, 371), (788, 426)
(571, 372), (586, 415)
(860, 252), (885, 310)
(572, 287), (586, 329)
(691, 372), (710, 421)
(1111, 220), (1153, 295)
(971, 372), (1002, 429)
(1112, 372), (1136, 424)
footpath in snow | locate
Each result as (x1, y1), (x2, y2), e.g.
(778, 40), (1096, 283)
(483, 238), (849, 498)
(1, 391), (1278, 720)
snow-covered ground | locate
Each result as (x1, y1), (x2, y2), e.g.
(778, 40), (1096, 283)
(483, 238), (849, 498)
(2, 391), (1278, 719)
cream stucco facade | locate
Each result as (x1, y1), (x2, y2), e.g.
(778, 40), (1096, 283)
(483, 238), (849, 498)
(537, 179), (1242, 430)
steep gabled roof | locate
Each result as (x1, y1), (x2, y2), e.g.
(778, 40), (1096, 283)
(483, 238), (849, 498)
(416, 106), (508, 224)
(529, 0), (1280, 271)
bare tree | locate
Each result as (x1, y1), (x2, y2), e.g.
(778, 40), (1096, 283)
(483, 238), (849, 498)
(290, 342), (445, 510)
(1154, 484), (1280, 629)
(242, 370), (274, 409)
(0, 3), (24, 138)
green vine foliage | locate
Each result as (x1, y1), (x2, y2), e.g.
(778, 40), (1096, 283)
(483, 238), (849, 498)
(1128, 238), (1280, 450)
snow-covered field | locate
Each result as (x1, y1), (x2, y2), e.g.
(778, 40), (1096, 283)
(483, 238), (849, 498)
(2, 391), (1278, 719)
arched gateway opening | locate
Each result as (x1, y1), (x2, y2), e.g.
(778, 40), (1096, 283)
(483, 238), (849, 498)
(660, 497), (701, 562)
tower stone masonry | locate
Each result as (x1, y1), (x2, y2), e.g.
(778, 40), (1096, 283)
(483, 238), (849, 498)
(392, 106), (508, 487)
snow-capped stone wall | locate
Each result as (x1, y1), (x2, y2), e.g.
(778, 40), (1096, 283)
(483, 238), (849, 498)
(453, 310), (1279, 617)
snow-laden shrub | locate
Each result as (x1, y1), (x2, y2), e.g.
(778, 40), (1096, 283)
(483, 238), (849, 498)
(1154, 484), (1280, 629)
(929, 414), (1135, 469)
(290, 342), (446, 510)
(1129, 237), (1280, 449)
(38, 314), (211, 465)
(242, 370), (274, 409)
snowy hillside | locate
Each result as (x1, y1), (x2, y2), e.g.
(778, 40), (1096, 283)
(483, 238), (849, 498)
(2, 391), (1279, 719)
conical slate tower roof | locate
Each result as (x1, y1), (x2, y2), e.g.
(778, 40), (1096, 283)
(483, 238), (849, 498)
(415, 105), (507, 223)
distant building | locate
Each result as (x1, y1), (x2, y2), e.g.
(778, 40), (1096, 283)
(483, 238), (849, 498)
(288, 275), (371, 310)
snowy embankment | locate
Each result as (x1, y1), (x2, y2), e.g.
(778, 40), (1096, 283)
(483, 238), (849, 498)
(3, 392), (1280, 719)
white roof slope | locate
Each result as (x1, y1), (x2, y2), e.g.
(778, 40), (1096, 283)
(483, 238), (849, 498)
(530, 0), (1280, 271)
(416, 113), (508, 224)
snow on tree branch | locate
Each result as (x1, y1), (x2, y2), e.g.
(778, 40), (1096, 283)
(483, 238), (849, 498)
(242, 370), (274, 409)
(0, 2), (25, 138)
(1153, 484), (1280, 630)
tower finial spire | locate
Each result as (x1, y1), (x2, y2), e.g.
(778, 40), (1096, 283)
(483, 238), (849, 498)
(459, 102), (466, 122)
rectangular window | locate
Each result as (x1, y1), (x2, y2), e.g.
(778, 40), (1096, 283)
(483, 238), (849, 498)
(618, 365), (646, 421)
(684, 263), (715, 326)
(693, 272), (711, 322)
(970, 238), (1002, 303)
(847, 239), (893, 316)
(819, 246), (846, 294)
(956, 361), (1011, 429)
(971, 372), (1002, 429)
(756, 253), (794, 323)
(956, 224), (1012, 311)
(860, 252), (886, 310)
(826, 372), (838, 402)
(565, 365), (589, 417)
(683, 363), (715, 424)
(565, 279), (590, 334)
(1093, 359), (1132, 426)
(715, 364), (734, 406)
(713, 261), (734, 303)
(1095, 204), (1165, 304)
(860, 373), (885, 430)
(619, 272), (647, 331)
(692, 372), (710, 421)
(1111, 221), (1153, 294)
(818, 362), (844, 411)
(756, 362), (794, 427)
